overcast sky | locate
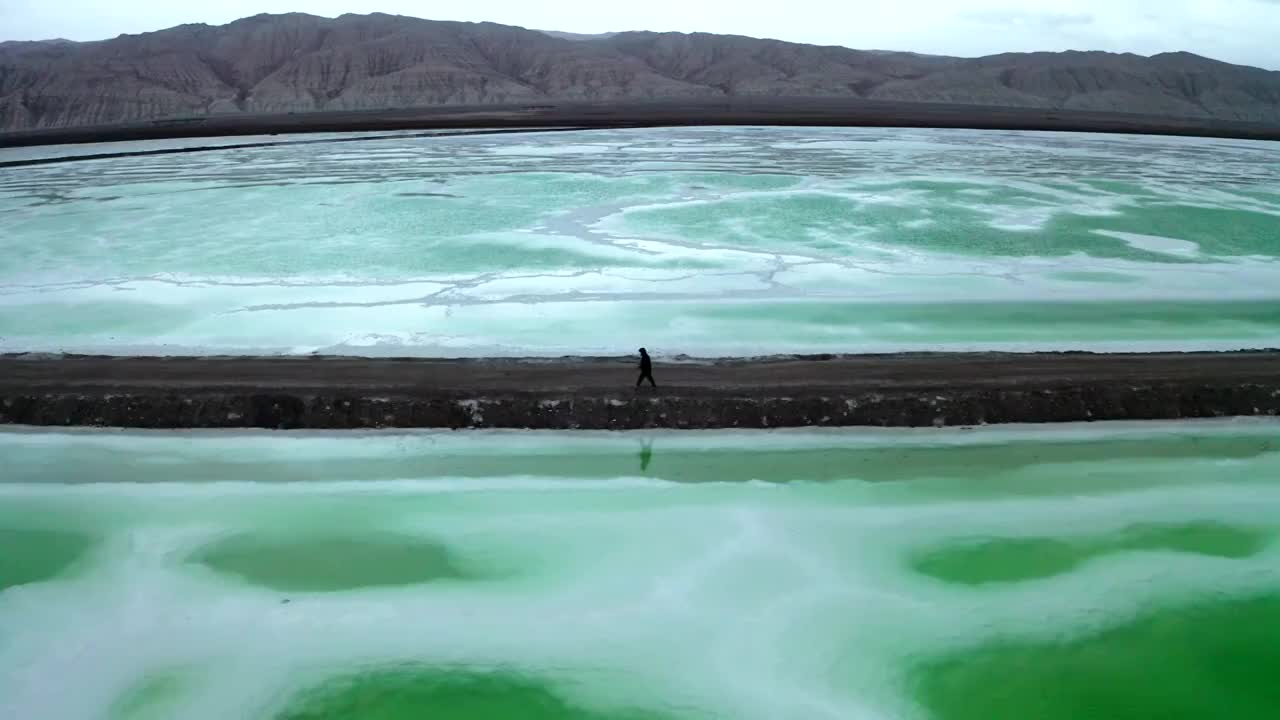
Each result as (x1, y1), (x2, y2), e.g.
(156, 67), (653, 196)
(4, 0), (1280, 70)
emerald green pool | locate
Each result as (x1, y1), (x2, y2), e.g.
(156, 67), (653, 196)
(1, 420), (1278, 719)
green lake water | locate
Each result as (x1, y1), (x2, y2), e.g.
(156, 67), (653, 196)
(2, 420), (1278, 719)
(1, 127), (1278, 356)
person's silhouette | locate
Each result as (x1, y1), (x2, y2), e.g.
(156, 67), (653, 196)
(636, 348), (656, 388)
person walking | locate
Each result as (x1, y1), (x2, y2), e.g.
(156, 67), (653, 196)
(636, 348), (657, 388)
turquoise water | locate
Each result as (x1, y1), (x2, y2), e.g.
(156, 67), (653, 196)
(2, 420), (1280, 719)
(1, 128), (1278, 356)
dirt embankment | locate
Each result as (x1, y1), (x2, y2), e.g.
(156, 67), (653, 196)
(2, 352), (1278, 430)
(3, 98), (1279, 151)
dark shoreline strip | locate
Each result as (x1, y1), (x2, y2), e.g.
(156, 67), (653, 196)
(3, 98), (1279, 150)
(0, 126), (587, 169)
(2, 352), (1278, 429)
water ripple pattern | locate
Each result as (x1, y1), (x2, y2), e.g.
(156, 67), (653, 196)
(2, 127), (1278, 356)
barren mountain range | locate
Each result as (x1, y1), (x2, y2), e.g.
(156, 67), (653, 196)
(3, 11), (1279, 132)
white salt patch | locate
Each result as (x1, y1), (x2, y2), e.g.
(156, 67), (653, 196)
(771, 141), (877, 151)
(487, 144), (614, 156)
(1092, 230), (1201, 258)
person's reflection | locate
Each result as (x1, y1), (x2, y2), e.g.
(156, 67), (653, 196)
(639, 439), (654, 473)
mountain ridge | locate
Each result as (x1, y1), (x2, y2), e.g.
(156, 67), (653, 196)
(3, 12), (1278, 131)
